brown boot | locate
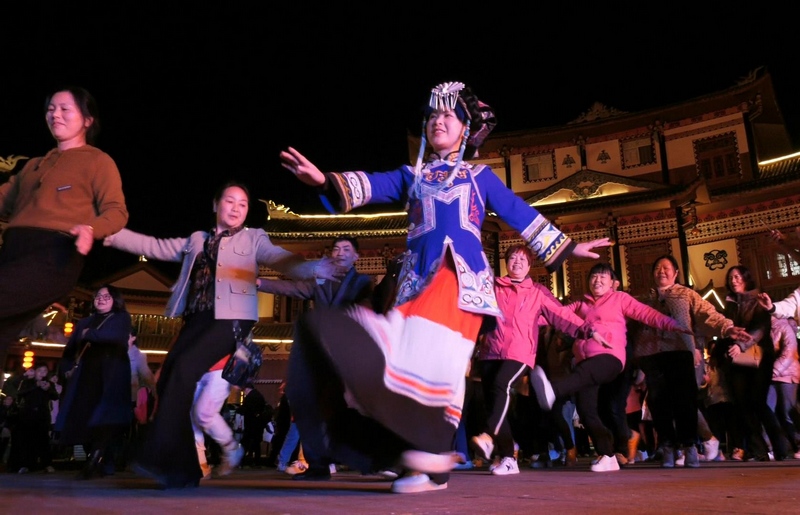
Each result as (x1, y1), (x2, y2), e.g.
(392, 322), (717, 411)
(565, 447), (578, 466)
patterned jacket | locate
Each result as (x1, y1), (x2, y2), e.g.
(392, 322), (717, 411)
(321, 159), (576, 317)
(633, 284), (734, 358)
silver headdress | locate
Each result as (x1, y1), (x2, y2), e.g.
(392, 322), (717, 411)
(429, 81), (467, 113)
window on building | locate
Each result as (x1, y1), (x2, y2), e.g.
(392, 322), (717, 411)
(523, 152), (555, 183)
(621, 136), (655, 168)
(694, 132), (740, 183)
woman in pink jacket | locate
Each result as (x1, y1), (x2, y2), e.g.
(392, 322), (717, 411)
(471, 244), (593, 476)
(531, 262), (690, 472)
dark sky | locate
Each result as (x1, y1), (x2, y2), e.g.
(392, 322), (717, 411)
(2, 5), (797, 282)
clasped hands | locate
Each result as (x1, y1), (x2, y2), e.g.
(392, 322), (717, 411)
(723, 326), (754, 358)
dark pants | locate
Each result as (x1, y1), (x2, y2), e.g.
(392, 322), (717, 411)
(552, 354), (623, 457)
(770, 382), (800, 451)
(726, 359), (790, 459)
(16, 415), (52, 470)
(639, 351), (698, 448)
(0, 228), (84, 361)
(479, 359), (528, 458)
(136, 312), (251, 486)
(598, 364), (633, 454)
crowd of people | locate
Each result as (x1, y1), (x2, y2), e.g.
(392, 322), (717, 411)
(0, 81), (799, 495)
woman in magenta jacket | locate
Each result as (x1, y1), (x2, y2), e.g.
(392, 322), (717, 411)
(471, 244), (593, 476)
(531, 262), (690, 472)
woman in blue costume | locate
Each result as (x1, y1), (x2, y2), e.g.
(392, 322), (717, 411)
(279, 81), (610, 493)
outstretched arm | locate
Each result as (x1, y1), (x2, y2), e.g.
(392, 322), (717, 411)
(279, 147), (326, 187)
(572, 238), (612, 259)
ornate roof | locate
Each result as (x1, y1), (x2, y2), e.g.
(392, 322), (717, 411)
(263, 200), (409, 238)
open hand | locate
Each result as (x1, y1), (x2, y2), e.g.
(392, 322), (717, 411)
(279, 147), (326, 187)
(756, 292), (773, 312)
(725, 326), (752, 342)
(572, 237), (612, 259)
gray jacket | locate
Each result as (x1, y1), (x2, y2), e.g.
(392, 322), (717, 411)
(106, 227), (318, 320)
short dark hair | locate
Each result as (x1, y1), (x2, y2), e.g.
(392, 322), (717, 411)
(332, 235), (359, 252)
(214, 180), (251, 204)
(45, 86), (101, 144)
(652, 254), (679, 272)
(504, 244), (534, 265)
(588, 262), (617, 282)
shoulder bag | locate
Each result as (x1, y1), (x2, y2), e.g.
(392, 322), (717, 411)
(221, 321), (262, 388)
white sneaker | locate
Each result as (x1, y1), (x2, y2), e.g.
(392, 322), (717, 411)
(217, 444), (244, 476)
(530, 365), (555, 410)
(329, 463), (337, 474)
(591, 455), (620, 472)
(391, 473), (447, 494)
(491, 456), (520, 476)
(703, 437), (720, 462)
(470, 432), (495, 461)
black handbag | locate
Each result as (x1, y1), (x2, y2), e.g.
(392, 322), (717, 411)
(221, 321), (262, 388)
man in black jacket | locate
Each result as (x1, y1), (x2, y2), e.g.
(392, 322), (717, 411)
(238, 383), (267, 467)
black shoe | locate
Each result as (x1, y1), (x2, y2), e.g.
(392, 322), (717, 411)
(78, 450), (106, 480)
(292, 466), (331, 481)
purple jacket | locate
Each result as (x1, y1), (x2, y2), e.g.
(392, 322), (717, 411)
(569, 290), (687, 367)
(479, 276), (587, 368)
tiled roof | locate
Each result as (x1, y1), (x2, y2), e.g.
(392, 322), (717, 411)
(713, 154), (800, 196)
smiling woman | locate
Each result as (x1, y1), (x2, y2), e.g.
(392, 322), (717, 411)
(101, 180), (347, 488)
(56, 284), (132, 479)
(0, 86), (129, 361)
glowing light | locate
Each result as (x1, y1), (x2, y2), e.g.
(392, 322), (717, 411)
(758, 151), (800, 166)
(702, 289), (725, 309)
(30, 341), (66, 348)
(22, 350), (34, 369)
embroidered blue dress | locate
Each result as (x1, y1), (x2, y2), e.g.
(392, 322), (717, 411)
(286, 157), (577, 477)
(324, 159), (575, 315)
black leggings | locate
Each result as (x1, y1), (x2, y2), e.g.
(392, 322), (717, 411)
(553, 354), (623, 457)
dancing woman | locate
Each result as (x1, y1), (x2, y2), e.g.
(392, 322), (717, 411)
(279, 81), (609, 493)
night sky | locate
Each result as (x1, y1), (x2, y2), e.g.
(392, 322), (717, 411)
(2, 5), (797, 283)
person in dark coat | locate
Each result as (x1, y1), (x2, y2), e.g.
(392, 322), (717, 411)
(14, 362), (59, 473)
(56, 284), (132, 479)
(237, 383), (267, 467)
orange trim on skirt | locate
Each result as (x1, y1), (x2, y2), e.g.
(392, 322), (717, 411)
(396, 260), (483, 343)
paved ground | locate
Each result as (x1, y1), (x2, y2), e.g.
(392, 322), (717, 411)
(2, 458), (800, 514)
